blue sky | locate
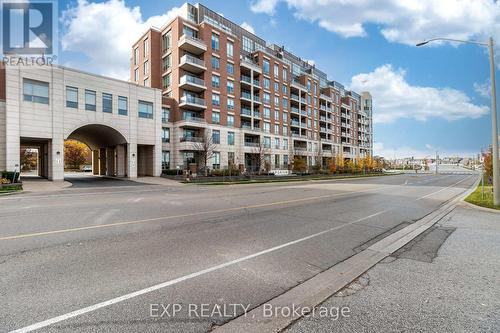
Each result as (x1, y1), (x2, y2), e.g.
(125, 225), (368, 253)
(55, 0), (500, 158)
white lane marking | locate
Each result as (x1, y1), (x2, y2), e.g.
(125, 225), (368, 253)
(416, 175), (473, 201)
(8, 209), (390, 333)
(0, 188), (170, 201)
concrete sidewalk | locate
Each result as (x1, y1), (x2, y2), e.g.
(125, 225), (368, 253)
(286, 204), (500, 333)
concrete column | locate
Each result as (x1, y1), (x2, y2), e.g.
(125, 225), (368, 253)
(99, 148), (106, 175)
(128, 143), (137, 179)
(50, 139), (64, 181)
(92, 150), (99, 175)
(116, 145), (126, 177)
(106, 147), (115, 176)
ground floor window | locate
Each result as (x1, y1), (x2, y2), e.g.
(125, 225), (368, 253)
(274, 154), (280, 168)
(162, 151), (170, 171)
(213, 152), (220, 169)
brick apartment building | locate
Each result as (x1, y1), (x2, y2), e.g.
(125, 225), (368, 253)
(131, 2), (373, 172)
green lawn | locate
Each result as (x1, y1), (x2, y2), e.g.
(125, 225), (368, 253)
(464, 184), (500, 210)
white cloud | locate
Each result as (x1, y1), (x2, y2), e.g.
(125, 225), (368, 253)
(241, 21), (255, 34)
(473, 81), (490, 98)
(250, 0), (279, 15)
(349, 64), (489, 124)
(61, 0), (182, 79)
(425, 144), (435, 150)
(250, 0), (500, 66)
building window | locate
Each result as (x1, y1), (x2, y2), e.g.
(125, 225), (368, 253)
(263, 59), (270, 75)
(274, 82), (279, 92)
(144, 60), (149, 75)
(138, 100), (153, 119)
(143, 38), (149, 56)
(263, 136), (271, 148)
(263, 77), (270, 89)
(227, 62), (234, 76)
(211, 33), (219, 51)
(283, 139), (288, 150)
(274, 64), (279, 78)
(283, 112), (288, 122)
(228, 131), (235, 145)
(274, 96), (279, 106)
(162, 128), (170, 143)
(163, 54), (171, 71)
(227, 40), (233, 58)
(274, 110), (280, 120)
(275, 154), (280, 167)
(23, 79), (49, 104)
(85, 90), (96, 111)
(282, 84), (287, 94)
(162, 151), (170, 171)
(118, 96), (128, 116)
(283, 126), (288, 135)
(282, 98), (288, 108)
(163, 74), (171, 89)
(212, 111), (220, 124)
(134, 47), (139, 65)
(134, 68), (139, 82)
(227, 97), (234, 110)
(102, 93), (112, 113)
(144, 78), (149, 87)
(263, 107), (270, 119)
(213, 152), (220, 169)
(162, 32), (171, 52)
(228, 152), (235, 165)
(263, 92), (270, 104)
(283, 154), (289, 167)
(211, 56), (220, 70)
(212, 75), (220, 88)
(282, 68), (287, 81)
(263, 122), (270, 133)
(242, 36), (253, 52)
(275, 137), (280, 149)
(227, 80), (234, 94)
(212, 93), (220, 106)
(212, 130), (220, 144)
(66, 86), (78, 108)
(162, 107), (169, 123)
(227, 115), (234, 127)
(274, 124), (279, 134)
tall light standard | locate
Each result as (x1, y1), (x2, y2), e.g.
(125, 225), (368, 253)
(417, 37), (499, 205)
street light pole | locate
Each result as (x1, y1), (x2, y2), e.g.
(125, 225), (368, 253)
(417, 36), (499, 205)
(488, 37), (500, 206)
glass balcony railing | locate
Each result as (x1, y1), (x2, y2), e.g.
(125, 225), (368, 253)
(180, 75), (205, 87)
(180, 54), (205, 67)
(180, 95), (206, 106)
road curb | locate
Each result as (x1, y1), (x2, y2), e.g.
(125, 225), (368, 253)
(213, 175), (479, 333)
(459, 200), (500, 214)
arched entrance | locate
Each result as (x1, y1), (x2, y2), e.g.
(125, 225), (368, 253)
(66, 124), (128, 178)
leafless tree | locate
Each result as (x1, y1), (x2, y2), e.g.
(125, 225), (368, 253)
(314, 138), (323, 173)
(251, 141), (271, 175)
(192, 131), (216, 176)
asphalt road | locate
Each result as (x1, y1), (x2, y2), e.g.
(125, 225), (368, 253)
(0, 173), (477, 333)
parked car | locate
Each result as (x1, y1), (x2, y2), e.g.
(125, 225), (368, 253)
(81, 165), (92, 172)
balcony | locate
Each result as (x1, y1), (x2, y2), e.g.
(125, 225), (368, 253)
(180, 136), (204, 143)
(241, 107), (252, 117)
(240, 75), (252, 86)
(244, 141), (260, 147)
(291, 94), (300, 102)
(181, 112), (206, 126)
(320, 116), (327, 122)
(178, 34), (207, 55)
(179, 95), (207, 110)
(320, 93), (331, 101)
(179, 75), (206, 92)
(253, 111), (261, 118)
(291, 106), (300, 114)
(320, 127), (327, 133)
(179, 54), (206, 73)
(291, 79), (307, 91)
(241, 91), (252, 101)
(240, 56), (262, 73)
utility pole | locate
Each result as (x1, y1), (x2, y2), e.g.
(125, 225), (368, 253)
(435, 151), (439, 174)
(488, 37), (499, 205)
